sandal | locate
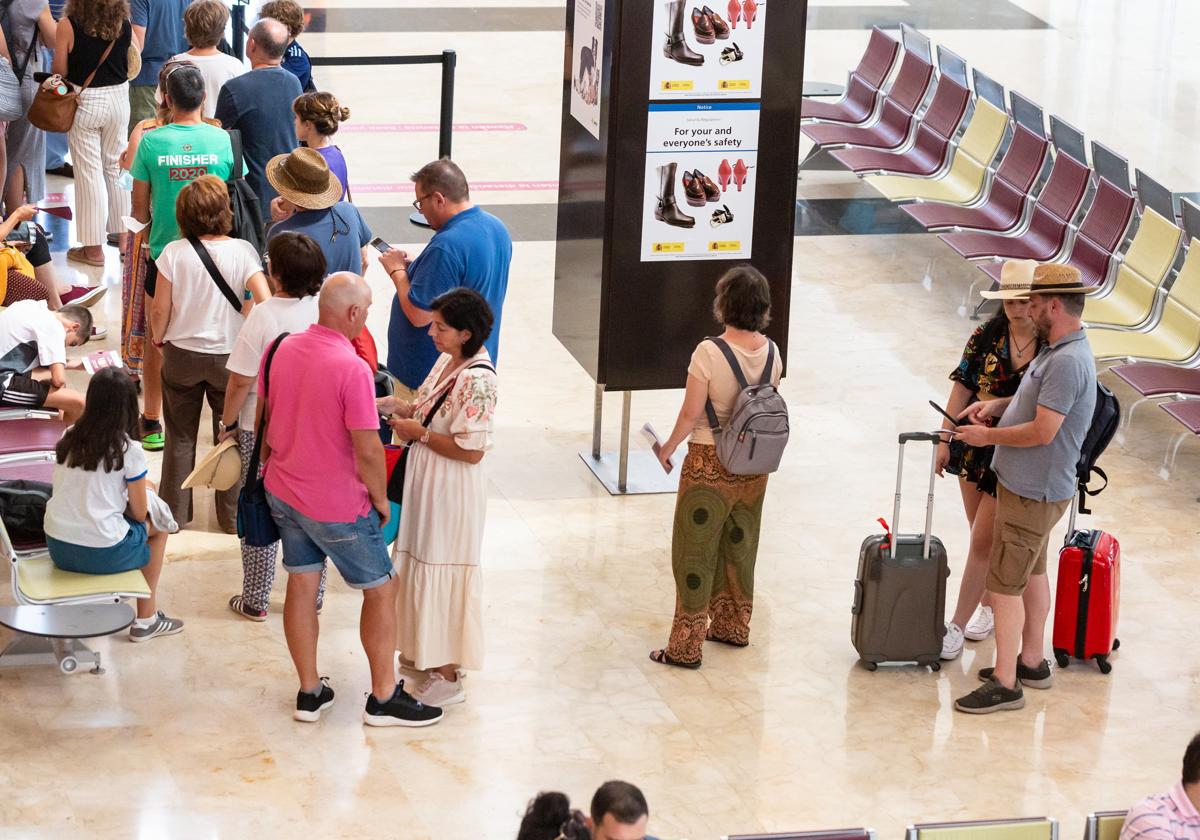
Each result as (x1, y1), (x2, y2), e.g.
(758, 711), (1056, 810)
(66, 246), (105, 267)
(720, 42), (744, 65)
(649, 649), (701, 670)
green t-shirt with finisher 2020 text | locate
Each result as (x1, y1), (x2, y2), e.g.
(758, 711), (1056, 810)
(131, 122), (236, 259)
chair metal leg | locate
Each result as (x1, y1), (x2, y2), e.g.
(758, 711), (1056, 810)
(1115, 395), (1152, 445)
(1158, 431), (1192, 480)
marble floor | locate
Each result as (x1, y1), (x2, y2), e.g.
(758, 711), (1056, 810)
(4, 1), (1200, 838)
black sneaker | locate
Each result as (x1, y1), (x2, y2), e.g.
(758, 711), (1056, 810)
(362, 680), (443, 728)
(978, 658), (1054, 689)
(954, 678), (1025, 714)
(294, 677), (335, 722)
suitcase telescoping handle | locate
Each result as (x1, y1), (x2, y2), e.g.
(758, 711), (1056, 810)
(892, 432), (943, 561)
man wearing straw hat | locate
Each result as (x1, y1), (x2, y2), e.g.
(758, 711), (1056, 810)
(951, 260), (1097, 714)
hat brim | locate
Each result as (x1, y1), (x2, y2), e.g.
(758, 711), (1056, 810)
(182, 438), (241, 490)
(265, 153), (344, 211)
(980, 287), (1032, 300)
(981, 284), (1090, 300)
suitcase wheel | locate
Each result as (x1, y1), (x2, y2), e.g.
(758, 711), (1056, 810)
(1054, 648), (1070, 669)
(1112, 638), (1120, 651)
(1095, 654), (1113, 675)
(864, 661), (878, 672)
(929, 661), (940, 672)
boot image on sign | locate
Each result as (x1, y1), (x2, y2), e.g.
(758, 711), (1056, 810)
(664, 0), (704, 66)
(655, 162), (696, 228)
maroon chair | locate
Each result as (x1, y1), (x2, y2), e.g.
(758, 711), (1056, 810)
(1161, 400), (1200, 436)
(801, 51), (933, 148)
(978, 178), (1136, 285)
(830, 75), (970, 174)
(1111, 363), (1200, 398)
(938, 151), (1091, 260)
(802, 27), (900, 123)
(902, 124), (1049, 231)
(0, 417), (66, 457)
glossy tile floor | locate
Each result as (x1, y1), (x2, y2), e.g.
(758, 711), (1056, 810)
(4, 1), (1200, 837)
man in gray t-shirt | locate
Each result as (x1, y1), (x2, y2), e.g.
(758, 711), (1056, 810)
(950, 262), (1097, 715)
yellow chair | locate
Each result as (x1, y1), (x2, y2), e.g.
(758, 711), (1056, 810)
(866, 99), (1009, 203)
(907, 817), (1058, 840)
(1082, 811), (1127, 840)
(1089, 240), (1200, 361)
(1089, 207), (1183, 300)
(0, 452), (149, 674)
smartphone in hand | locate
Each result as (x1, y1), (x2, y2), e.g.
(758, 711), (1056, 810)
(370, 236), (390, 254)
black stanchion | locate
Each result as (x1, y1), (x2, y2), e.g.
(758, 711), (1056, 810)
(230, 0), (247, 60)
(307, 52), (458, 228)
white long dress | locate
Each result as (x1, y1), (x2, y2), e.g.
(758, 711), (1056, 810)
(392, 349), (497, 671)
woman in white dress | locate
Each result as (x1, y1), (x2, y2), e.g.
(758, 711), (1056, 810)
(382, 288), (497, 708)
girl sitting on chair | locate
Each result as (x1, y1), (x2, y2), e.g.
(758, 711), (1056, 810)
(42, 368), (184, 643)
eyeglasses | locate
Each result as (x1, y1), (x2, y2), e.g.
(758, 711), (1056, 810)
(412, 191), (435, 211)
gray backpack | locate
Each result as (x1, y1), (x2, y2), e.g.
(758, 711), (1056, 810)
(703, 337), (789, 475)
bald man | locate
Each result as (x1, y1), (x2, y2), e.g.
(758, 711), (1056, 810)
(214, 17), (302, 207)
(257, 272), (443, 728)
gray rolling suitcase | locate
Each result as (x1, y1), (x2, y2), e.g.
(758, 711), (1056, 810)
(851, 432), (950, 671)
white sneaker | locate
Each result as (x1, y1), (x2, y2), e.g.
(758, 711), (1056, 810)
(414, 672), (466, 706)
(941, 622), (965, 660)
(965, 606), (995, 641)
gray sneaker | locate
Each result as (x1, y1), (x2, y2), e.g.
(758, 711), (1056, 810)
(954, 678), (1025, 714)
(129, 610), (184, 642)
(978, 658), (1054, 689)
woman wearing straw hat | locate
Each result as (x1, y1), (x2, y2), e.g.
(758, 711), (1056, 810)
(265, 146), (372, 277)
(935, 258), (1044, 661)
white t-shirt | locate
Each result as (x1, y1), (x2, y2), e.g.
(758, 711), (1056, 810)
(226, 295), (320, 427)
(157, 237), (262, 354)
(44, 437), (149, 548)
(0, 299), (66, 383)
(167, 51), (247, 120)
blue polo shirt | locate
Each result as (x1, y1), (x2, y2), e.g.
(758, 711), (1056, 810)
(387, 206), (512, 389)
(130, 0), (190, 87)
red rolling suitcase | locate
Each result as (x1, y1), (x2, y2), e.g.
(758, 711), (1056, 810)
(1052, 497), (1120, 673)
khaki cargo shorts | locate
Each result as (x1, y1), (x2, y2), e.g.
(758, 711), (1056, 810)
(986, 483), (1071, 596)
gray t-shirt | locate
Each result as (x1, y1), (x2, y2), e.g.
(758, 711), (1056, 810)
(991, 329), (1096, 502)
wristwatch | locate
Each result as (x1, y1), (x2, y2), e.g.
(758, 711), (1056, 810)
(419, 429), (431, 445)
(223, 421), (239, 433)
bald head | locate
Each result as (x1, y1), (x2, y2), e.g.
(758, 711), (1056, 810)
(318, 272), (372, 339)
(248, 18), (289, 62)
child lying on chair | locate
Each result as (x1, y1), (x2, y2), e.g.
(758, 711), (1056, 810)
(42, 368), (184, 643)
(0, 300), (91, 422)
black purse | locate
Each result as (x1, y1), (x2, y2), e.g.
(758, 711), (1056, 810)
(385, 361), (494, 504)
(236, 333), (288, 546)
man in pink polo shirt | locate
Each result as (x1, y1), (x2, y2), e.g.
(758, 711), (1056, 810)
(260, 272), (442, 728)
(1121, 732), (1200, 840)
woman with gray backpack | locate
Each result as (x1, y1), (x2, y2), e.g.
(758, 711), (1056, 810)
(649, 265), (787, 669)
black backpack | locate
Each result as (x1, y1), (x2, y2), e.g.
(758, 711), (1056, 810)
(225, 129), (265, 256)
(0, 479), (51, 543)
(1075, 382), (1120, 514)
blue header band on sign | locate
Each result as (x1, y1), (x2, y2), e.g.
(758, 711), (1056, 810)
(648, 102), (762, 112)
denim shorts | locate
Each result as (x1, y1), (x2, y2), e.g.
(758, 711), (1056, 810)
(266, 493), (394, 590)
(47, 518), (150, 574)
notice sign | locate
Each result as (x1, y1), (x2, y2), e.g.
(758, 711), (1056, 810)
(570, 0), (604, 139)
(648, 0), (767, 100)
(641, 102), (759, 262)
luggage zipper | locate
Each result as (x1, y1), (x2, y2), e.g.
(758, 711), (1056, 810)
(736, 411), (789, 441)
(1074, 531), (1095, 658)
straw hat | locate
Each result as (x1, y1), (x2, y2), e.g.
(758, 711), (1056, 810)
(181, 437), (241, 491)
(265, 147), (343, 211)
(981, 261), (1087, 300)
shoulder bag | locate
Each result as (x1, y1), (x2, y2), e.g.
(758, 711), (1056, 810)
(28, 36), (116, 132)
(0, 0), (39, 121)
(225, 129), (265, 254)
(187, 235), (243, 314)
(385, 360), (496, 505)
(236, 332), (288, 547)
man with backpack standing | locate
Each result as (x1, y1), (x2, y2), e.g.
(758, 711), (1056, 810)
(951, 263), (1097, 714)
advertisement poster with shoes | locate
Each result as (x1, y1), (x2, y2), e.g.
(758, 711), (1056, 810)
(642, 102), (758, 262)
(650, 0), (765, 100)
(570, 0), (604, 139)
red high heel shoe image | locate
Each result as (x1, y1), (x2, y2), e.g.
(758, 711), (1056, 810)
(717, 158), (733, 192)
(741, 0), (758, 28)
(733, 158), (750, 191)
(727, 0), (741, 29)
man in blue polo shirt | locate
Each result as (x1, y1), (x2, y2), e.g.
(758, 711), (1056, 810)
(130, 0), (191, 131)
(380, 159), (512, 397)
